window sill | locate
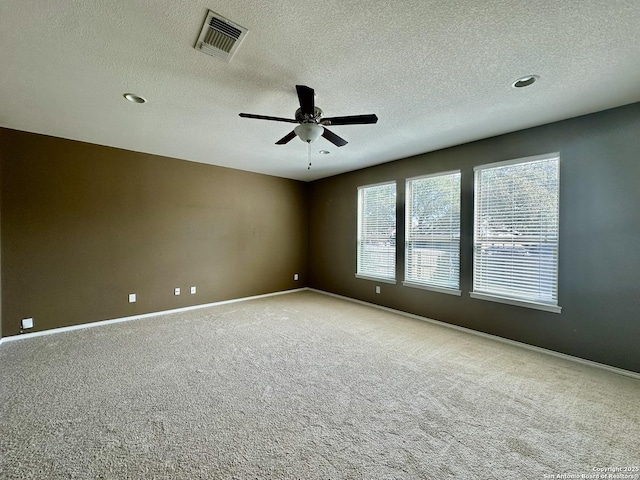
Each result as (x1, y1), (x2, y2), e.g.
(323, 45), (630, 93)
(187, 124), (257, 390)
(470, 292), (562, 313)
(402, 281), (461, 296)
(355, 274), (397, 285)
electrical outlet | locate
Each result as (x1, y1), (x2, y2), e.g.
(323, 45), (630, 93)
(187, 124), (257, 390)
(128, 293), (136, 303)
(21, 318), (34, 329)
(294, 273), (299, 281)
(375, 286), (381, 294)
(190, 286), (196, 294)
(174, 287), (181, 296)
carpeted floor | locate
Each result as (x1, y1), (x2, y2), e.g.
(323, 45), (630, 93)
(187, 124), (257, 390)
(1, 290), (638, 479)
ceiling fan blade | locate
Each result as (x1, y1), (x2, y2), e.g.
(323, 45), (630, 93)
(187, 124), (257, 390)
(322, 127), (348, 147)
(239, 113), (298, 123)
(322, 114), (378, 126)
(275, 130), (297, 145)
(296, 85), (315, 116)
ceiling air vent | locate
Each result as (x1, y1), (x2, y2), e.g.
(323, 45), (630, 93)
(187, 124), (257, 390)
(194, 10), (247, 62)
(195, 10), (247, 62)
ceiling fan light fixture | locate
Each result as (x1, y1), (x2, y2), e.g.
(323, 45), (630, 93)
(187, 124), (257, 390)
(294, 123), (323, 143)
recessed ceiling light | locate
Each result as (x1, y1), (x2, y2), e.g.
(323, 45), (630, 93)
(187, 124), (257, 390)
(512, 75), (539, 88)
(123, 93), (146, 104)
(319, 150), (330, 155)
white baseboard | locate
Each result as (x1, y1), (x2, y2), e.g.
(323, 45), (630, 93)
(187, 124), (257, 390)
(0, 288), (307, 344)
(3, 286), (638, 381)
(309, 288), (640, 381)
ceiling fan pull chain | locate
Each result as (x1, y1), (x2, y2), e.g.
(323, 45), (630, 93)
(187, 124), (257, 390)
(307, 141), (312, 170)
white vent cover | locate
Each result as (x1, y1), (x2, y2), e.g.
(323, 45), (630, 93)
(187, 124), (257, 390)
(194, 10), (247, 62)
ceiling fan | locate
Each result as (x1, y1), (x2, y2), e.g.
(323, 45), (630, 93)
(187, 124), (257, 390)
(239, 85), (378, 147)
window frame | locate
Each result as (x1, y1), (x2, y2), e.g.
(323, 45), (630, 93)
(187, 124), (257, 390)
(355, 181), (397, 284)
(403, 170), (461, 296)
(471, 152), (561, 313)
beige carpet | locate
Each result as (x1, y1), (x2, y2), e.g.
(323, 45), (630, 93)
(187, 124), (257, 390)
(1, 290), (638, 479)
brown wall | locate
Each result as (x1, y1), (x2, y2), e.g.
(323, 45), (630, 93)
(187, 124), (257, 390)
(0, 128), (308, 337)
(308, 102), (640, 373)
(0, 151), (2, 339)
(3, 104), (639, 373)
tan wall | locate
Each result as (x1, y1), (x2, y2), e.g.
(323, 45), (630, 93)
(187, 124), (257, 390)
(0, 128), (308, 337)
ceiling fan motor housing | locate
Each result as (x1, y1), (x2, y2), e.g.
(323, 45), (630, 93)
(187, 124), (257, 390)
(295, 107), (323, 124)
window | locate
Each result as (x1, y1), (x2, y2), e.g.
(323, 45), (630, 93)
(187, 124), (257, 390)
(472, 153), (561, 312)
(356, 182), (396, 283)
(404, 171), (461, 294)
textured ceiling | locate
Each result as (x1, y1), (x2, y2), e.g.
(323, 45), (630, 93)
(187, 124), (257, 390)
(2, 1), (640, 181)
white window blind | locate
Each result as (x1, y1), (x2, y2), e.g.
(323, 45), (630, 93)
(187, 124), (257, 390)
(473, 153), (560, 311)
(404, 171), (461, 294)
(356, 182), (396, 282)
